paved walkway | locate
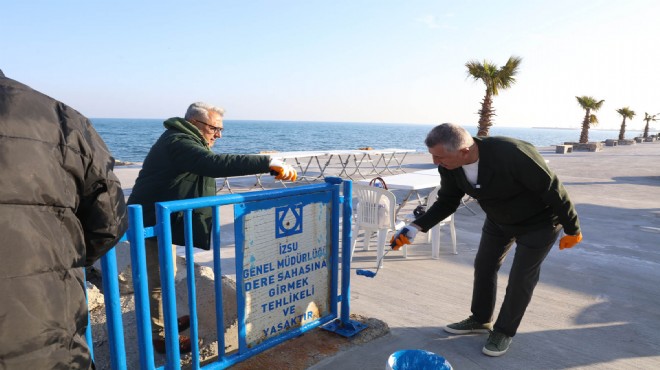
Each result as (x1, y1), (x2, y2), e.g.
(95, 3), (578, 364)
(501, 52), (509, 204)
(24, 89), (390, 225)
(114, 142), (660, 369)
(311, 142), (660, 370)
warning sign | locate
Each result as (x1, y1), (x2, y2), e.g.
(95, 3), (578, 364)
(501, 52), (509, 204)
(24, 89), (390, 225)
(236, 193), (332, 347)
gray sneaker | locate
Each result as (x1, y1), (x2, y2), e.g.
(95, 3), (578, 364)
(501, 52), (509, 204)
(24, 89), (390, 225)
(444, 316), (493, 334)
(482, 331), (512, 357)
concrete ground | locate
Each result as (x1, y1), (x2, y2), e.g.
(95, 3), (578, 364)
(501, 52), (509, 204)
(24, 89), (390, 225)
(114, 141), (660, 369)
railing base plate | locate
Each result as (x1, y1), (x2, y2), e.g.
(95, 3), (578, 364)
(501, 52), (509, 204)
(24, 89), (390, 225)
(321, 319), (368, 337)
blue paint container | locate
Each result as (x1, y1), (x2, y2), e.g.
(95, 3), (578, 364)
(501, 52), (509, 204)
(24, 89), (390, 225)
(386, 349), (452, 370)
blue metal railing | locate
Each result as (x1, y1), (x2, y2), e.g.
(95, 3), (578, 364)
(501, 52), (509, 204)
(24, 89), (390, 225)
(86, 178), (365, 369)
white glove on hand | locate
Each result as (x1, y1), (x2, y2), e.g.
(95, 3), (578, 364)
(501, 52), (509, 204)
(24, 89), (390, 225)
(389, 224), (419, 250)
(269, 158), (298, 181)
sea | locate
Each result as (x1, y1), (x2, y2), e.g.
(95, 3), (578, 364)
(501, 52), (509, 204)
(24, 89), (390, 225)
(91, 118), (649, 164)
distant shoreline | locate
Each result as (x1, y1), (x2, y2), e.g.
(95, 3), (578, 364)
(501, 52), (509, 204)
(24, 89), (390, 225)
(530, 127), (651, 131)
(531, 127), (575, 130)
(114, 160), (141, 167)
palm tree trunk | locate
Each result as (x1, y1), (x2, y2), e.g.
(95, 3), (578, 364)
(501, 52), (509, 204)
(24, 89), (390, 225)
(579, 110), (591, 143)
(618, 118), (626, 140)
(643, 122), (650, 138)
(477, 91), (494, 136)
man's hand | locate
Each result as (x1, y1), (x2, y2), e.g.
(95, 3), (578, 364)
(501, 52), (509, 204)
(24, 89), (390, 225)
(559, 232), (582, 250)
(269, 158), (297, 181)
(389, 225), (419, 250)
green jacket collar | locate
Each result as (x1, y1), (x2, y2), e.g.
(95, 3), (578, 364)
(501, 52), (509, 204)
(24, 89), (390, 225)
(164, 117), (211, 149)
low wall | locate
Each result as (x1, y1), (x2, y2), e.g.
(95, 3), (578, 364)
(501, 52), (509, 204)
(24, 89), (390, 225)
(563, 142), (604, 152)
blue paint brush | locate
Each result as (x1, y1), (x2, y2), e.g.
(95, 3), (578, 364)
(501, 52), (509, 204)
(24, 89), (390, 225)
(355, 249), (392, 278)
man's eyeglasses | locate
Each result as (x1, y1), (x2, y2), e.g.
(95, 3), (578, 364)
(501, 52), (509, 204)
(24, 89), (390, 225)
(195, 120), (223, 134)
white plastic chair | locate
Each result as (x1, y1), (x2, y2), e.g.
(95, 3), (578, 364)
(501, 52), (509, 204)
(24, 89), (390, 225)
(351, 184), (397, 267)
(426, 185), (457, 257)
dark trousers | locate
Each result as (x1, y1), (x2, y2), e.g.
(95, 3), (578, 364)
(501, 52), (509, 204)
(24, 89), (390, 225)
(471, 218), (561, 337)
(145, 238), (178, 337)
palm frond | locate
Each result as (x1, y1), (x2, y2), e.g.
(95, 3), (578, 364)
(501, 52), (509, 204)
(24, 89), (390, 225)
(576, 96), (605, 111)
(643, 112), (658, 122)
(465, 60), (489, 80)
(465, 56), (522, 136)
(616, 107), (636, 120)
(499, 56), (523, 80)
(593, 100), (605, 111)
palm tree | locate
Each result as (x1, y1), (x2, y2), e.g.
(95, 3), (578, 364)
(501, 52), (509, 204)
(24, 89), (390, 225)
(641, 112), (659, 138)
(466, 56), (522, 136)
(576, 96), (605, 143)
(616, 107), (636, 140)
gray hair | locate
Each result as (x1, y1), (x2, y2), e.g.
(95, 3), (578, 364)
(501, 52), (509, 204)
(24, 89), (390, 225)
(424, 123), (474, 152)
(184, 102), (225, 121)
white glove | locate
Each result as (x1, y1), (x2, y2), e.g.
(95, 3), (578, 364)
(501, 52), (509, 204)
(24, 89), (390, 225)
(269, 158), (298, 181)
(389, 224), (419, 250)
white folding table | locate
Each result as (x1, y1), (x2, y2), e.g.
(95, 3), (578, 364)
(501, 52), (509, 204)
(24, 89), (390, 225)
(359, 168), (477, 216)
(351, 148), (417, 177)
(324, 150), (369, 179)
(269, 150), (332, 182)
(367, 148), (417, 175)
(214, 148), (422, 192)
(215, 151), (330, 192)
(358, 170), (440, 215)
(324, 148), (418, 179)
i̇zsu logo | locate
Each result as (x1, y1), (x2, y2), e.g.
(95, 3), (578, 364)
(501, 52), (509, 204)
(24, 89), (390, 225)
(275, 204), (303, 238)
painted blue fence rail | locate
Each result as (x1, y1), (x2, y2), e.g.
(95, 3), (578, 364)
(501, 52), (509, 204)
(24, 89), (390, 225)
(86, 178), (364, 369)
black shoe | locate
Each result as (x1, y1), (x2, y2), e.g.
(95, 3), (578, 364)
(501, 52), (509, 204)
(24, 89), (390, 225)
(152, 335), (192, 354)
(482, 331), (512, 357)
(177, 315), (190, 331)
(444, 315), (493, 334)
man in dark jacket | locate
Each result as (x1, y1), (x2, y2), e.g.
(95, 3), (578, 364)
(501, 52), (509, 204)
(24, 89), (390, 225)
(0, 70), (128, 369)
(127, 101), (296, 353)
(391, 123), (583, 357)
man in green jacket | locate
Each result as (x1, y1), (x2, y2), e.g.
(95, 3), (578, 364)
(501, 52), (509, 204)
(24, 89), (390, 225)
(391, 123), (582, 357)
(128, 102), (296, 353)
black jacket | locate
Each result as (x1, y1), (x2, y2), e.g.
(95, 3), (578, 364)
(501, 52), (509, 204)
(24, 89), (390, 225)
(127, 117), (270, 250)
(415, 136), (580, 235)
(0, 73), (128, 369)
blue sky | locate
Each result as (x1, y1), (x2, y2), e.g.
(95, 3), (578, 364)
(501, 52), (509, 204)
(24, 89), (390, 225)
(2, 0), (659, 129)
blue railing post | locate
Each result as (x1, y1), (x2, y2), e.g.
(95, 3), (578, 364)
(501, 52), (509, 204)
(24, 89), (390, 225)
(155, 204), (181, 370)
(84, 268), (94, 361)
(320, 178), (367, 337)
(127, 205), (156, 370)
(340, 179), (353, 324)
(100, 248), (128, 370)
(327, 177), (341, 318)
(211, 205), (226, 360)
(183, 209), (201, 368)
